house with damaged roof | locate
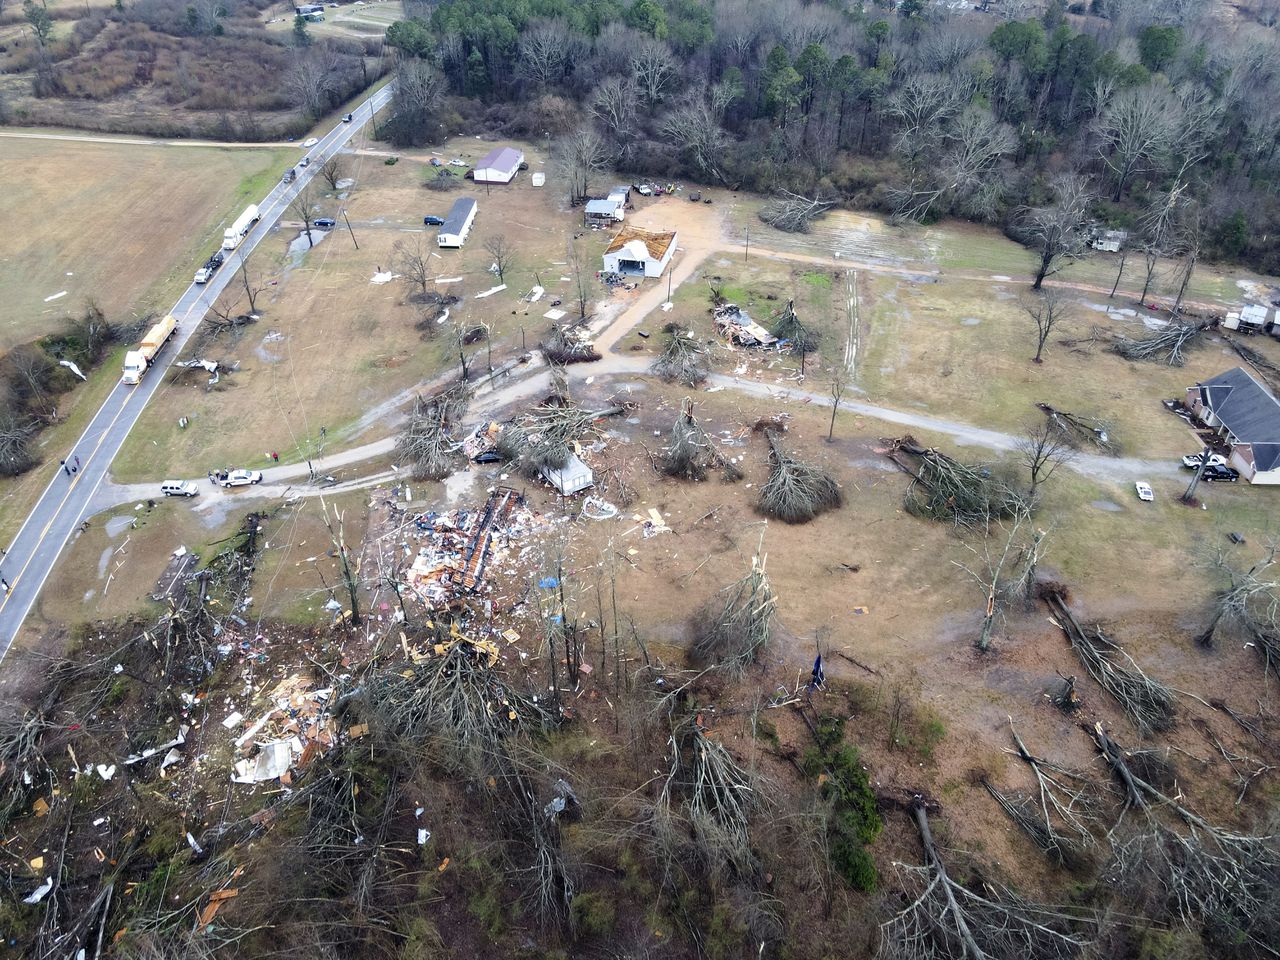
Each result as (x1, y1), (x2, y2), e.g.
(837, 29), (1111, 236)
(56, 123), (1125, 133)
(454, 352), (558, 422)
(1186, 367), (1280, 484)
(601, 225), (677, 278)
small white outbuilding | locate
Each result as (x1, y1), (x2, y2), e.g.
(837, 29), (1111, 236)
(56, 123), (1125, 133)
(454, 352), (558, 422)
(541, 454), (594, 495)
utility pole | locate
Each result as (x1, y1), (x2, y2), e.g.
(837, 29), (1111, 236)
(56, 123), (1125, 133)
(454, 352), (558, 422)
(341, 210), (359, 250)
(744, 225), (750, 261)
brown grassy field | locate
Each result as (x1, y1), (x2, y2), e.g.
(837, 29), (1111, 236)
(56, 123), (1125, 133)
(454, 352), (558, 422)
(111, 135), (617, 479)
(0, 134), (293, 351)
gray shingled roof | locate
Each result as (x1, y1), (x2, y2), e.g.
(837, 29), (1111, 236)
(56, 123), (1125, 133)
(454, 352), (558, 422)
(1196, 366), (1280, 451)
(441, 197), (476, 236)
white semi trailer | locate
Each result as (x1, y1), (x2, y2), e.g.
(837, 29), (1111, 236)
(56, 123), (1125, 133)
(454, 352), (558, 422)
(222, 204), (260, 250)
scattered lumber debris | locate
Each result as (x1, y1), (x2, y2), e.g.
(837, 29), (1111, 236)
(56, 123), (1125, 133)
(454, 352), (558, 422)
(714, 302), (777, 348)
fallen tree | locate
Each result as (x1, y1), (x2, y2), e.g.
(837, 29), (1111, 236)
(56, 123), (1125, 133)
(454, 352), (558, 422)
(540, 326), (600, 365)
(1197, 545), (1280, 673)
(758, 431), (841, 523)
(662, 398), (743, 482)
(1087, 722), (1280, 953)
(497, 396), (624, 476)
(1036, 402), (1117, 453)
(692, 537), (775, 673)
(883, 436), (1026, 532)
(879, 799), (1093, 960)
(983, 722), (1098, 868)
(1113, 320), (1213, 366)
(395, 383), (470, 480)
(1043, 588), (1176, 735)
(758, 189), (834, 233)
(651, 323), (710, 387)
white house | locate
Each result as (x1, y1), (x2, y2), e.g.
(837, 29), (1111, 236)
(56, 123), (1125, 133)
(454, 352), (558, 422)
(541, 454), (593, 495)
(601, 226), (677, 278)
(1186, 366), (1280, 484)
(437, 197), (477, 248)
(472, 147), (524, 184)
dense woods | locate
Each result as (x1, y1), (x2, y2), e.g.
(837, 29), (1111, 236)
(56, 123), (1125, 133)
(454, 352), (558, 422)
(384, 0), (1280, 276)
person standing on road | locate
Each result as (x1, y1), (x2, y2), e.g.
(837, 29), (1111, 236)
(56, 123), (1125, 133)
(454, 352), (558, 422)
(1, 576), (10, 594)
(60, 460), (69, 476)
(73, 455), (80, 470)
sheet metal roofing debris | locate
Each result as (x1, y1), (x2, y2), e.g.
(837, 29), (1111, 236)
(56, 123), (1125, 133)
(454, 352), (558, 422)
(714, 303), (778, 347)
(124, 726), (188, 766)
(24, 877), (54, 904)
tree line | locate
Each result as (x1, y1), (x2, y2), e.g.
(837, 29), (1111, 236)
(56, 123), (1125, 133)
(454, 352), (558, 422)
(383, 0), (1280, 276)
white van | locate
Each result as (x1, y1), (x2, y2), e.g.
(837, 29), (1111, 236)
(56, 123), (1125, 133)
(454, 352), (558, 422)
(161, 480), (200, 498)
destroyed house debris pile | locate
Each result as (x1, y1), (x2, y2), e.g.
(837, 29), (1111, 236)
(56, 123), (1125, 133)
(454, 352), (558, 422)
(402, 487), (544, 610)
(714, 303), (778, 348)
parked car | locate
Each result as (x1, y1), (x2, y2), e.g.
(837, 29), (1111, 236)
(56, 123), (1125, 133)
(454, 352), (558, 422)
(302, 137), (319, 147)
(634, 183), (653, 196)
(299, 157), (311, 168)
(1202, 464), (1241, 482)
(282, 168), (297, 184)
(688, 191), (702, 202)
(314, 217), (336, 229)
(1135, 481), (1154, 502)
(342, 113), (353, 122)
(424, 215), (445, 226)
(213, 469), (263, 488)
(1181, 452), (1228, 469)
(160, 480), (199, 498)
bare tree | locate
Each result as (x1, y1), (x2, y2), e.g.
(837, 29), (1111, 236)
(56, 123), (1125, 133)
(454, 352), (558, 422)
(883, 73), (973, 170)
(290, 185), (320, 248)
(0, 406), (36, 476)
(386, 57), (446, 146)
(320, 497), (360, 626)
(1015, 174), (1092, 290)
(567, 241), (591, 319)
(320, 155), (345, 190)
(659, 100), (730, 184)
(240, 259), (266, 315)
(590, 76), (639, 154)
(483, 234), (515, 284)
(1093, 85), (1177, 201)
(1017, 421), (1076, 499)
(1023, 287), (1069, 364)
(555, 126), (613, 205)
(829, 373), (845, 441)
(954, 510), (1030, 652)
(285, 47), (342, 118)
(517, 19), (574, 88)
(392, 236), (432, 300)
(630, 37), (679, 109)
(889, 108), (1016, 224)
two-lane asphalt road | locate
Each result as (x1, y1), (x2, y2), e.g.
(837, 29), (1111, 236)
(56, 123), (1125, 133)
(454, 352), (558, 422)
(0, 83), (395, 657)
